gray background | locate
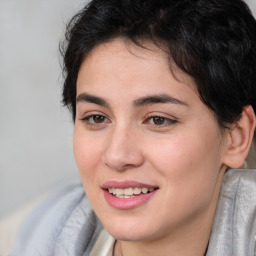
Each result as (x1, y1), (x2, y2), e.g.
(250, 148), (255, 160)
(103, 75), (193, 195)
(0, 0), (88, 218)
(0, 0), (255, 219)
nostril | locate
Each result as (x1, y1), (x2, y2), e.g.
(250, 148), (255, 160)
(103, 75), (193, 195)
(103, 152), (144, 171)
(104, 162), (137, 171)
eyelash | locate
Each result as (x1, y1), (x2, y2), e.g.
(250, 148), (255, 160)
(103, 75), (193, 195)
(144, 115), (177, 127)
(80, 114), (177, 129)
(80, 114), (110, 125)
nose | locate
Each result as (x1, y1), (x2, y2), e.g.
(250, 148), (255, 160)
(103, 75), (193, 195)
(102, 126), (144, 171)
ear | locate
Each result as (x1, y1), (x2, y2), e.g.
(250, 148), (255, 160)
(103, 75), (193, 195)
(223, 105), (256, 168)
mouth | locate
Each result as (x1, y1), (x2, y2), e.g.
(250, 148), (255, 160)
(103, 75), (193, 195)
(107, 187), (157, 198)
(102, 181), (159, 209)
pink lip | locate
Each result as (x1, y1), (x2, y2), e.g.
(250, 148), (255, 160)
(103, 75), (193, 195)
(102, 180), (158, 210)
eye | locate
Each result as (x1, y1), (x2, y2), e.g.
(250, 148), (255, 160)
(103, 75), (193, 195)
(81, 114), (110, 125)
(144, 115), (177, 127)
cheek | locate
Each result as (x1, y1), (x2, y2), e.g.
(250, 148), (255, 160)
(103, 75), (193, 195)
(147, 130), (222, 199)
(150, 125), (222, 172)
(73, 130), (106, 213)
(146, 137), (221, 226)
(73, 128), (103, 183)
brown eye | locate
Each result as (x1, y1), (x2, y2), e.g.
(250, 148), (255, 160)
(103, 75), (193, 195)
(81, 114), (110, 124)
(152, 116), (166, 125)
(92, 115), (105, 123)
(144, 115), (177, 127)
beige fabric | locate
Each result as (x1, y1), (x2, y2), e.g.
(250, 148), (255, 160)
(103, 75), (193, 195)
(0, 193), (48, 256)
(89, 229), (115, 256)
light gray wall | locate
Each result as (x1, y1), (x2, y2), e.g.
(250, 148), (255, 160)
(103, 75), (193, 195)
(247, 0), (256, 14)
(0, 0), (88, 218)
(0, 0), (255, 219)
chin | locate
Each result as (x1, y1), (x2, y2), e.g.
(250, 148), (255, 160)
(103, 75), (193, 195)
(101, 216), (160, 242)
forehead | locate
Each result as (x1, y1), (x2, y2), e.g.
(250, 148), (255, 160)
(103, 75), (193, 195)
(77, 38), (198, 95)
(85, 38), (168, 64)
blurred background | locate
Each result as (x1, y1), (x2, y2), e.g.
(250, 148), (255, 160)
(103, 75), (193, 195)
(0, 0), (89, 219)
(0, 0), (255, 219)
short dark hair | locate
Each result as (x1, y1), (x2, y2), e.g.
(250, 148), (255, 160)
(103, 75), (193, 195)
(61, 0), (256, 129)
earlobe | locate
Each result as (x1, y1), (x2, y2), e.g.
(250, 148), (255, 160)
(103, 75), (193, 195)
(223, 105), (256, 168)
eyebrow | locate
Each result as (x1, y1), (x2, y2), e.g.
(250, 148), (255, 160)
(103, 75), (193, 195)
(133, 94), (188, 107)
(76, 93), (188, 108)
(76, 93), (109, 108)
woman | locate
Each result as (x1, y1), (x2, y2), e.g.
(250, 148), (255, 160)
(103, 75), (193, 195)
(11, 0), (256, 255)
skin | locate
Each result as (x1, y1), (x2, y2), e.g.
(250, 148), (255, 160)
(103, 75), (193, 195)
(74, 38), (232, 256)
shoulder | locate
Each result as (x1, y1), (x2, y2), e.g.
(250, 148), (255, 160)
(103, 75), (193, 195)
(10, 180), (102, 256)
(207, 169), (256, 256)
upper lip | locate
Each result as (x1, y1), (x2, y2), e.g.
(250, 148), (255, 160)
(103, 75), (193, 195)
(102, 180), (158, 189)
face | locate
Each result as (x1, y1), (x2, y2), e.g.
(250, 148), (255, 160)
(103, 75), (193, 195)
(74, 38), (228, 242)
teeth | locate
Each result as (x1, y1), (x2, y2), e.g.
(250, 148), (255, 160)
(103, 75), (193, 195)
(134, 187), (141, 195)
(142, 188), (148, 194)
(124, 187), (133, 196)
(116, 195), (133, 198)
(116, 188), (123, 195)
(107, 187), (155, 197)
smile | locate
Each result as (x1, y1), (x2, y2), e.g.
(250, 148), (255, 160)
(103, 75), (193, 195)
(108, 187), (156, 198)
(102, 181), (158, 209)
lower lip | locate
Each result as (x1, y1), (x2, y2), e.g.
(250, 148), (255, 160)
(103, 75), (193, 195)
(103, 190), (157, 210)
